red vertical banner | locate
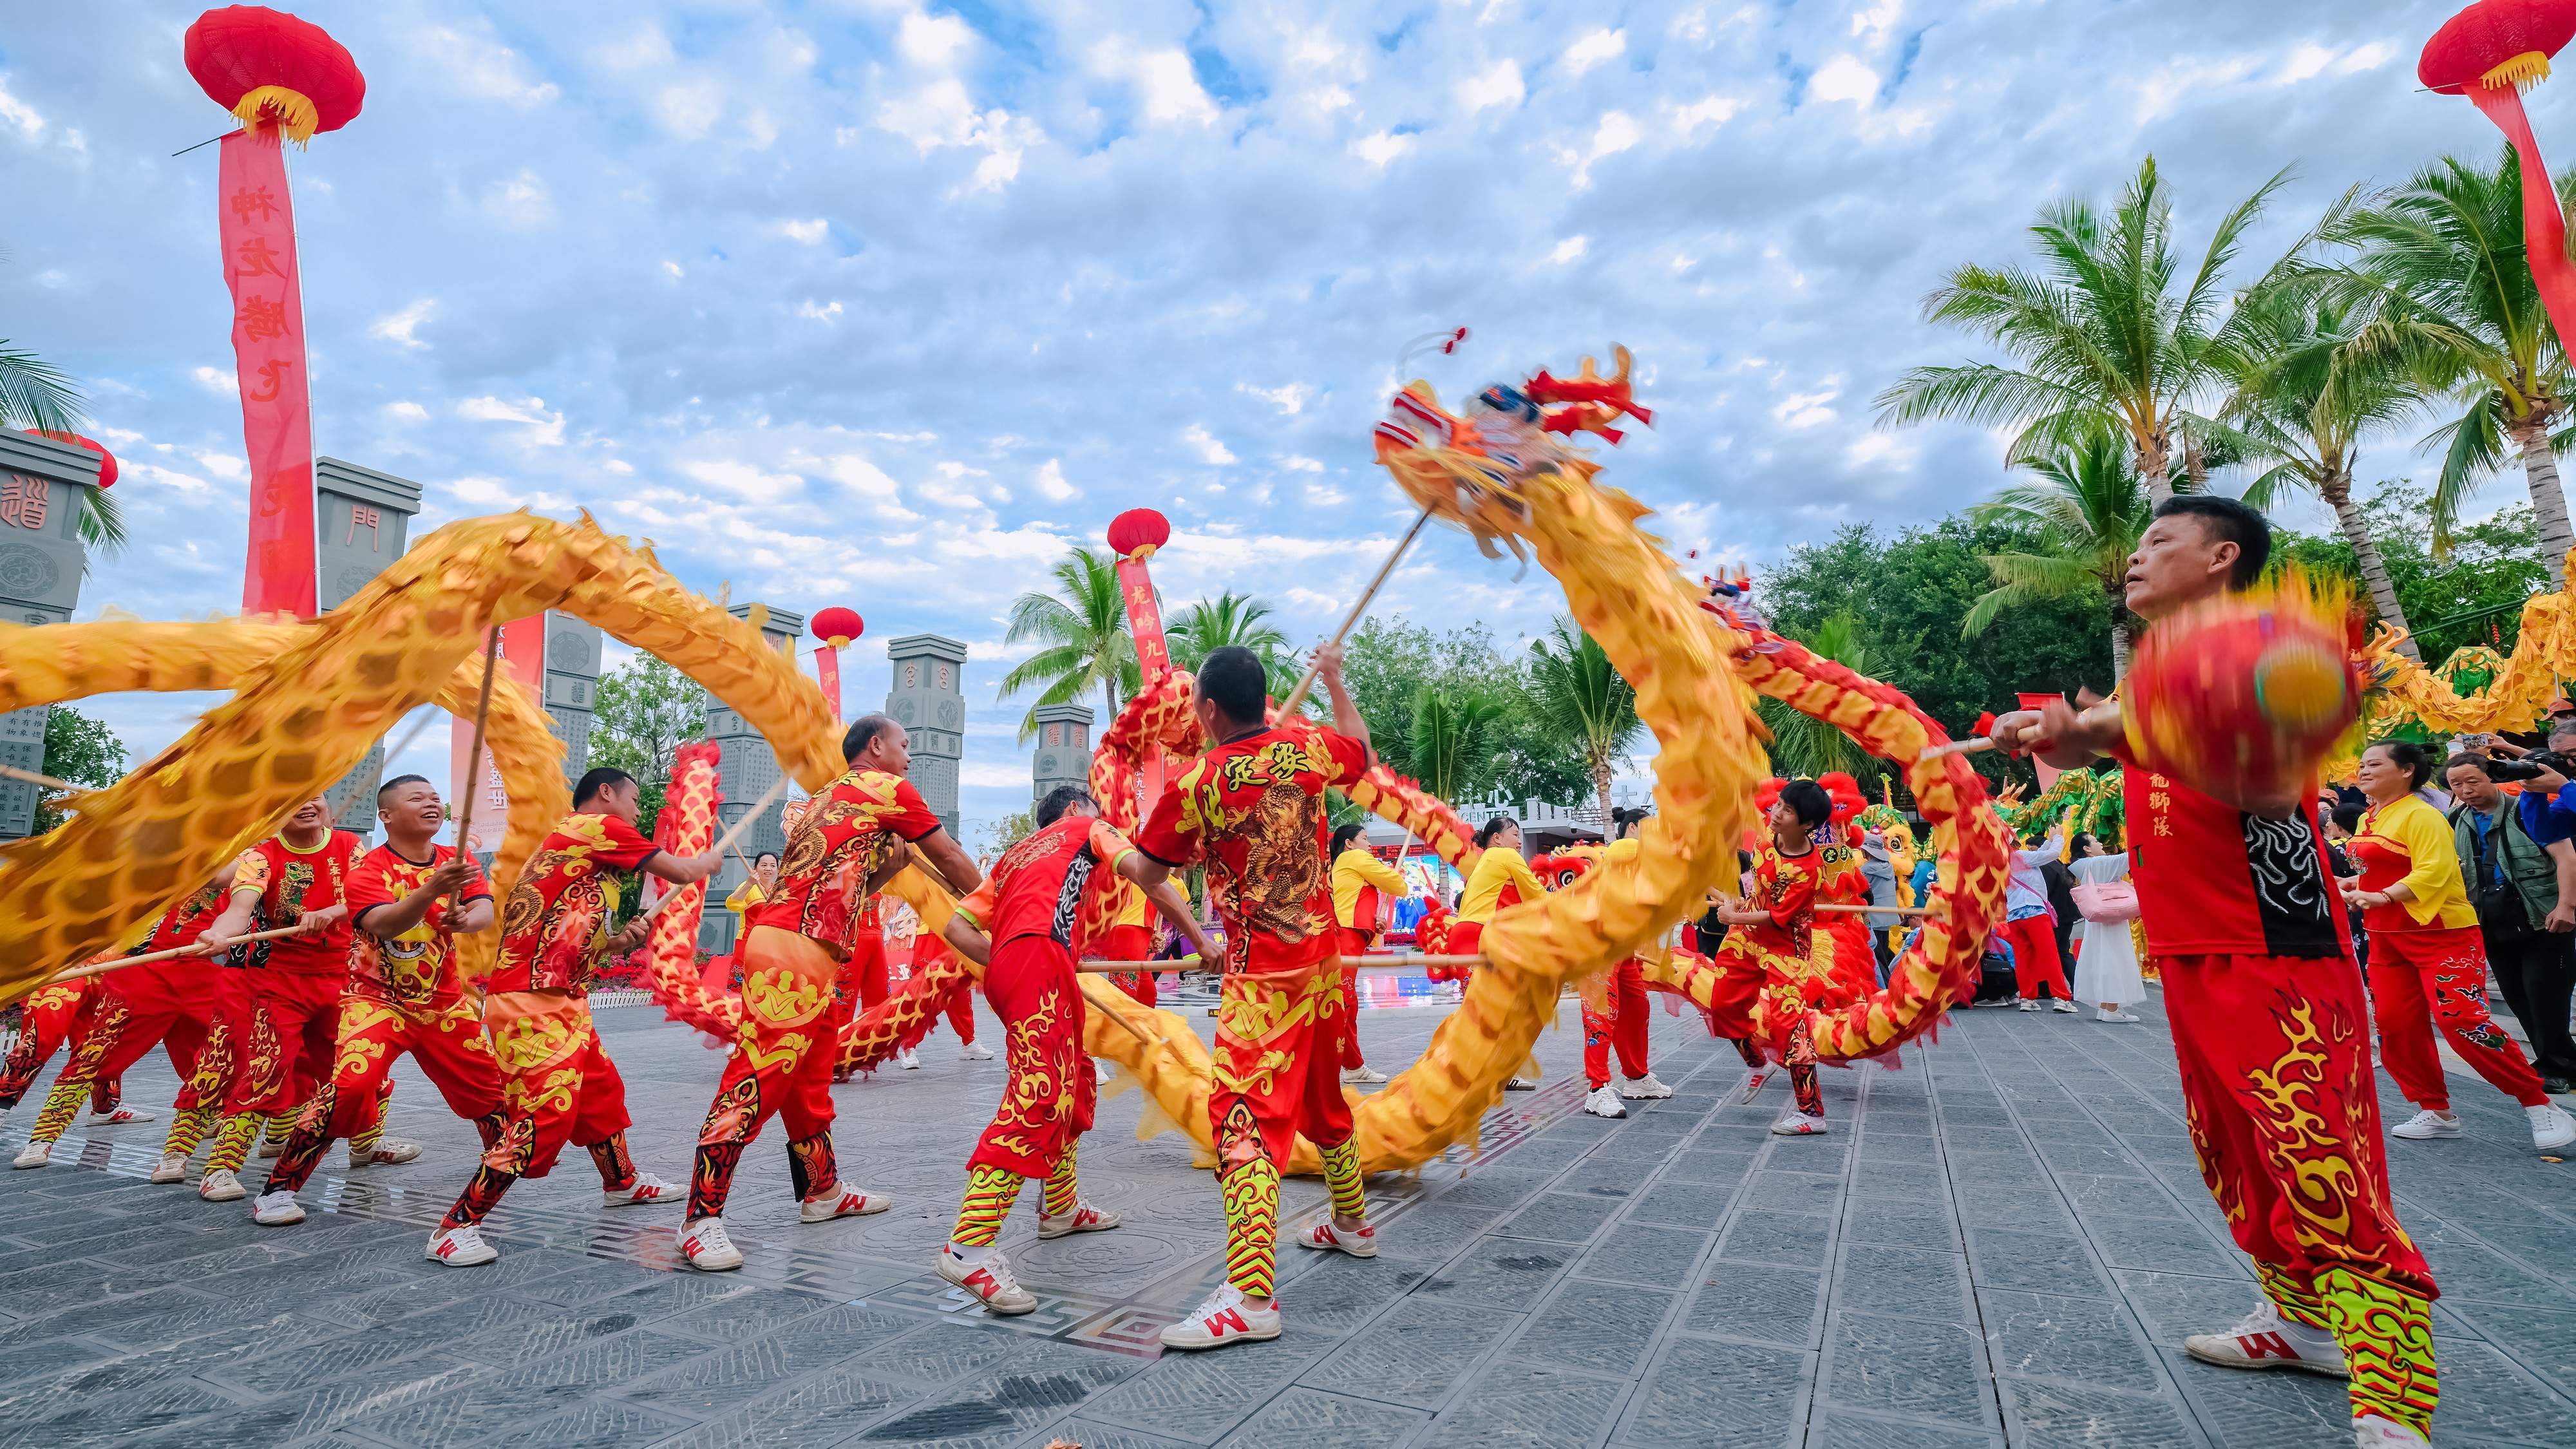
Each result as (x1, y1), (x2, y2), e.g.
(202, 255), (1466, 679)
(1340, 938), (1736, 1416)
(449, 620), (547, 853)
(1113, 553), (1170, 815)
(2016, 691), (2066, 791)
(218, 131), (317, 618)
(814, 646), (842, 721)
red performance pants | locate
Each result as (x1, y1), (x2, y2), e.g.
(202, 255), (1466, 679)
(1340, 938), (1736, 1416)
(1092, 923), (1157, 1010)
(0, 981), (97, 1108)
(1584, 958), (1650, 1089)
(1335, 925), (1375, 1068)
(690, 926), (846, 1219)
(25, 964), (211, 1148)
(225, 969), (345, 1115)
(2163, 951), (2439, 1434)
(971, 935), (1095, 1180)
(484, 989), (632, 1179)
(1999, 915), (2071, 1001)
(2365, 926), (2548, 1111)
(849, 931), (891, 1011)
(269, 995), (505, 1195)
(1211, 960), (1366, 1299)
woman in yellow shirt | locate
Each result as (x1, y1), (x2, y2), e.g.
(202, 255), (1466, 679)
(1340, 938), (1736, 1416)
(1329, 824), (1410, 1085)
(2345, 742), (2568, 1149)
(1454, 815), (1548, 1088)
(723, 851), (780, 921)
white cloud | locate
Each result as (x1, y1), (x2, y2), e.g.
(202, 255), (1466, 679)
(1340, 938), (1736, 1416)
(656, 79), (724, 140)
(1549, 235), (1590, 265)
(483, 170), (555, 228)
(595, 25), (673, 71)
(0, 77), (45, 140)
(1852, 0), (1906, 38)
(1570, 110), (1640, 185)
(1239, 382), (1312, 415)
(1668, 94), (1745, 138)
(797, 299), (844, 322)
(1809, 55), (1880, 106)
(1772, 383), (1841, 429)
(458, 395), (566, 446)
(1459, 59), (1525, 113)
(416, 26), (560, 108)
(1034, 459), (1078, 502)
(1352, 130), (1414, 166)
(191, 366), (237, 395)
(2338, 42), (2398, 75)
(1088, 38), (1218, 126)
(775, 218), (829, 244)
(1183, 425), (1237, 465)
(1282, 455), (1326, 473)
(681, 459), (800, 497)
(875, 80), (1044, 193)
(1565, 29), (1626, 77)
(822, 455), (902, 498)
(368, 299), (437, 350)
(898, 10), (978, 70)
(383, 401), (430, 422)
(193, 451), (248, 482)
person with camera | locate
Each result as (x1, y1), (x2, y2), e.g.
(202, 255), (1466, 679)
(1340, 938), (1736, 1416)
(2444, 753), (2576, 1092)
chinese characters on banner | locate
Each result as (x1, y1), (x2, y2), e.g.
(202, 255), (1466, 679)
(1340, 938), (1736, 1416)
(813, 646), (842, 721)
(219, 131), (317, 618)
(448, 620), (549, 853)
(1112, 553), (1171, 816)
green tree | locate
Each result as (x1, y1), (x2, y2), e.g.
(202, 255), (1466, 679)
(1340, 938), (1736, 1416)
(979, 808), (1034, 860)
(587, 654), (706, 836)
(1757, 614), (1883, 784)
(1962, 426), (2154, 676)
(1526, 616), (1643, 822)
(1166, 590), (1295, 696)
(1876, 155), (2289, 504)
(2269, 484), (2547, 665)
(31, 704), (126, 833)
(2224, 286), (2425, 654)
(1340, 615), (1589, 807)
(1403, 684), (1505, 803)
(2325, 147), (2576, 577)
(998, 547), (1137, 741)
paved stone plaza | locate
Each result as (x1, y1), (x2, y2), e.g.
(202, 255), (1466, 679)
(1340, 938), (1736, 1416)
(1, 987), (2571, 1448)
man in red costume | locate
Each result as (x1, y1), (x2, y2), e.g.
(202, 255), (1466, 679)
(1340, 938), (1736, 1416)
(1993, 496), (2439, 1449)
(931, 784), (1215, 1314)
(1705, 780), (1848, 1135)
(677, 714), (983, 1272)
(1133, 644), (1378, 1352)
(1550, 836), (1671, 1120)
(426, 768), (718, 1267)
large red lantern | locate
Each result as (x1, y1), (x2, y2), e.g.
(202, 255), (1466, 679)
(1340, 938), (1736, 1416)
(183, 6), (365, 144)
(1106, 507), (1171, 561)
(21, 431), (115, 490)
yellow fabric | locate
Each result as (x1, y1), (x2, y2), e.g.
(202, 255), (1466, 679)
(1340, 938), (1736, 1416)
(1108, 876), (1151, 929)
(1459, 846), (1543, 924)
(2360, 795), (2477, 929)
(1332, 847), (1409, 928)
(723, 880), (770, 916)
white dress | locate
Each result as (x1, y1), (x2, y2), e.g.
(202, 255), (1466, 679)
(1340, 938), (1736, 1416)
(2070, 852), (2146, 1009)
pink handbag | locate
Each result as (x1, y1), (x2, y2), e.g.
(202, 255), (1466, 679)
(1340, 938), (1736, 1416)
(2070, 879), (2140, 924)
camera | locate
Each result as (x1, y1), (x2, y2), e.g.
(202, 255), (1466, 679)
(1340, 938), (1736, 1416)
(2485, 748), (2576, 782)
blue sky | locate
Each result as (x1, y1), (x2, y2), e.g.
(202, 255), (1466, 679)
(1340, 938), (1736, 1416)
(0, 0), (2530, 845)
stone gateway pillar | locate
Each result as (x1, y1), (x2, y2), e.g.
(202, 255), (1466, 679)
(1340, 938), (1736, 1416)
(701, 602), (804, 953)
(0, 433), (99, 840)
(884, 634), (966, 839)
(1031, 703), (1092, 808)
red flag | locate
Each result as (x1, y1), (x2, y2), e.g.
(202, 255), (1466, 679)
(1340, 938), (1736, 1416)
(1112, 551), (1171, 817)
(219, 131), (317, 617)
(814, 645), (842, 721)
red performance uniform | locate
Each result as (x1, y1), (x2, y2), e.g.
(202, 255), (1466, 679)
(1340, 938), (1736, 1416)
(0, 978), (101, 1112)
(1548, 844), (1655, 1094)
(1139, 723), (1372, 1300)
(1091, 878), (1158, 1007)
(1815, 834), (1879, 1001)
(691, 770), (945, 1222)
(2347, 797), (2548, 1113)
(267, 844), (506, 1196)
(1698, 837), (1843, 1118)
(2126, 764), (2437, 1437)
(214, 831), (365, 1159)
(24, 882), (233, 1151)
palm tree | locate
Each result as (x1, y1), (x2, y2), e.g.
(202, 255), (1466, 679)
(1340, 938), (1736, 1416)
(1166, 590), (1295, 697)
(0, 340), (126, 550)
(1875, 155), (2289, 506)
(1526, 616), (1642, 825)
(1963, 426), (2153, 677)
(2222, 287), (2422, 655)
(1404, 684), (1502, 804)
(996, 546), (1136, 742)
(2324, 148), (2576, 579)
(1759, 613), (1880, 779)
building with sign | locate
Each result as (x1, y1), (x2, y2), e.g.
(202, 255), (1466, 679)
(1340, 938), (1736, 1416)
(0, 433), (100, 839)
(884, 633), (966, 839)
(1030, 702), (1092, 806)
(700, 603), (804, 953)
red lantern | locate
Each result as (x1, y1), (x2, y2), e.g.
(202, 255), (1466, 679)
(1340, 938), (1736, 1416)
(810, 607), (864, 649)
(21, 430), (115, 490)
(2121, 585), (2363, 812)
(1106, 508), (1172, 561)
(184, 6), (366, 144)
(2421, 0), (2576, 91)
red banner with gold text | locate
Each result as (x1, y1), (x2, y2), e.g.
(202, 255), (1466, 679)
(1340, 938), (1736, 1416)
(814, 645), (842, 721)
(1113, 554), (1171, 815)
(219, 131), (317, 618)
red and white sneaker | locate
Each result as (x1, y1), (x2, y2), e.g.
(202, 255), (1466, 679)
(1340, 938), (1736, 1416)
(1770, 1112), (1828, 1136)
(604, 1171), (677, 1208)
(2353, 1414), (2430, 1446)
(2183, 1300), (2348, 1378)
(348, 1139), (421, 1169)
(91, 1105), (156, 1124)
(939, 1244), (1037, 1315)
(426, 1224), (497, 1267)
(1159, 1283), (1281, 1350)
(1738, 1068), (1770, 1103)
(799, 1188), (890, 1224)
(1294, 1220), (1377, 1259)
(1037, 1202), (1121, 1238)
(677, 1216), (743, 1271)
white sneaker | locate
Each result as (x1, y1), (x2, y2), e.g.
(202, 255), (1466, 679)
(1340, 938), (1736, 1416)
(1159, 1283), (1282, 1350)
(2389, 1110), (2462, 1141)
(1617, 1072), (1672, 1099)
(1503, 1076), (1539, 1091)
(1341, 1065), (1388, 1084)
(198, 1168), (244, 1201)
(939, 1244), (1036, 1314)
(1738, 1068), (1770, 1103)
(2353, 1414), (2430, 1446)
(251, 1189), (305, 1226)
(2528, 1102), (2576, 1150)
(2050, 1000), (2079, 1014)
(2095, 1009), (2141, 1024)
(256, 1139), (284, 1160)
(677, 1216), (743, 1271)
(91, 1105), (156, 1124)
(605, 1171), (677, 1208)
(12, 1141), (49, 1170)
(1037, 1201), (1121, 1238)
(800, 1188), (890, 1223)
(898, 1048), (921, 1070)
(1771, 1112), (1828, 1136)
(2182, 1299), (2348, 1377)
(960, 1041), (995, 1061)
(2016, 999), (2040, 1012)
(1583, 1085), (1628, 1119)
(149, 1151), (190, 1184)
(1294, 1219), (1377, 1258)
(426, 1224), (497, 1267)
(1095, 1060), (1115, 1083)
(349, 1139), (421, 1169)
